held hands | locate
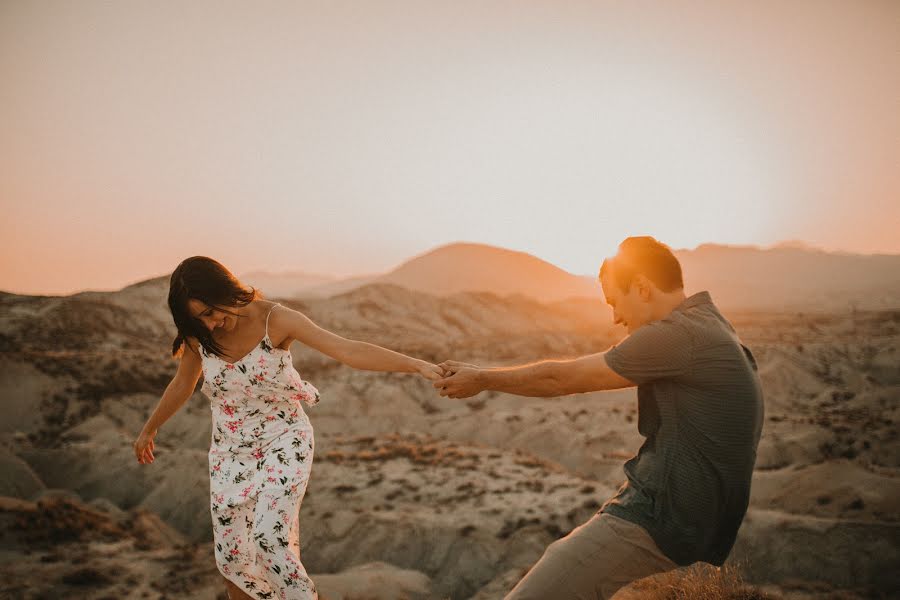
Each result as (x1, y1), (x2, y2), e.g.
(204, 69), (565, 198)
(433, 360), (485, 399)
(413, 359), (444, 382)
(133, 428), (157, 465)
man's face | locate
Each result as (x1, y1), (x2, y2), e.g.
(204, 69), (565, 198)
(600, 271), (648, 334)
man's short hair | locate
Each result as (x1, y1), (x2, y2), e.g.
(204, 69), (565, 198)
(600, 236), (684, 293)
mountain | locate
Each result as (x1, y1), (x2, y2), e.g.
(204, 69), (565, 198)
(122, 242), (900, 313)
(368, 243), (601, 303)
(239, 270), (339, 299)
(238, 243), (602, 303)
(674, 244), (900, 311)
(302, 274), (378, 298)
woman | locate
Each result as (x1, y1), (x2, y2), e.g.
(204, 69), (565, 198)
(133, 256), (442, 600)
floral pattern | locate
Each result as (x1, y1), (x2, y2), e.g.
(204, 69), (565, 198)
(200, 304), (319, 599)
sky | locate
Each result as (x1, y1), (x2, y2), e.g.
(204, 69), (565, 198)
(1, 1), (898, 295)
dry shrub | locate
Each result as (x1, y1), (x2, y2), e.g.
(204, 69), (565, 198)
(9, 497), (128, 546)
(629, 564), (777, 600)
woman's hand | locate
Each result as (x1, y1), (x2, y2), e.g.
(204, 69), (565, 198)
(438, 360), (480, 376)
(414, 360), (444, 381)
(133, 428), (157, 465)
(433, 363), (486, 398)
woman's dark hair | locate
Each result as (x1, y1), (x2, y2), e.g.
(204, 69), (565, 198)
(599, 236), (684, 293)
(167, 256), (261, 358)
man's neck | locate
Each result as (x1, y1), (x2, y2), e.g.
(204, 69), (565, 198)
(652, 289), (687, 322)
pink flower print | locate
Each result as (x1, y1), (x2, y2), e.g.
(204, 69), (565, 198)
(291, 393), (303, 401)
(256, 373), (265, 382)
(266, 466), (275, 473)
(258, 355), (266, 365)
(212, 463), (221, 472)
(289, 571), (299, 580)
(225, 421), (240, 433)
(267, 476), (277, 483)
(222, 564), (230, 575)
(222, 404), (235, 417)
(244, 386), (252, 396)
(226, 364), (235, 370)
(278, 469), (282, 474)
(230, 548), (240, 556)
(251, 448), (265, 460)
(224, 528), (232, 537)
(266, 415), (276, 421)
(240, 485), (254, 498)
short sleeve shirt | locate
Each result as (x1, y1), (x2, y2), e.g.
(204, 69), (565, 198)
(600, 291), (764, 566)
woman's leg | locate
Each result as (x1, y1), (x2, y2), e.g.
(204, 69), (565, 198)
(223, 577), (254, 600)
(252, 485), (317, 599)
(212, 496), (275, 599)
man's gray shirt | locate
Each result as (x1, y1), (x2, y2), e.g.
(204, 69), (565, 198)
(601, 291), (764, 566)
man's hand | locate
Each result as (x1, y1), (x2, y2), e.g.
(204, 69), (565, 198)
(434, 360), (486, 398)
(438, 360), (479, 376)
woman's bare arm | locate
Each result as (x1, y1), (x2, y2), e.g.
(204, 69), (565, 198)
(134, 340), (203, 463)
(275, 305), (441, 379)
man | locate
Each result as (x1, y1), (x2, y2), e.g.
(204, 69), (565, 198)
(434, 236), (764, 599)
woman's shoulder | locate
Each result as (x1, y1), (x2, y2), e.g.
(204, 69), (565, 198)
(261, 299), (293, 319)
(250, 298), (280, 314)
(261, 301), (297, 349)
(183, 336), (203, 355)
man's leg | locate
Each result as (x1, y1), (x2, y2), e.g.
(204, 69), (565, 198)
(504, 512), (678, 600)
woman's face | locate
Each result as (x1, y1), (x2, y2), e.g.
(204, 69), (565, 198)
(186, 299), (234, 333)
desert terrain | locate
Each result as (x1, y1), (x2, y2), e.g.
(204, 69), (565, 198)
(1, 245), (898, 599)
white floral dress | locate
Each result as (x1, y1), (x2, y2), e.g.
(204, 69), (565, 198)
(200, 303), (320, 600)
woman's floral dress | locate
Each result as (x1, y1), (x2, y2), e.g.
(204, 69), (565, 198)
(199, 303), (320, 600)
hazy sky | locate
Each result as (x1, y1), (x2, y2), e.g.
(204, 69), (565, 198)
(2, 1), (898, 295)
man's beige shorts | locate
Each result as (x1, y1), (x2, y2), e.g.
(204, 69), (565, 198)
(504, 512), (678, 600)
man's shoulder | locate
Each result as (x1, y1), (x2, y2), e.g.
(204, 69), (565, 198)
(670, 298), (734, 334)
(646, 309), (697, 341)
(608, 313), (695, 355)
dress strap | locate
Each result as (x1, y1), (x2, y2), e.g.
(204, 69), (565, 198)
(264, 303), (281, 338)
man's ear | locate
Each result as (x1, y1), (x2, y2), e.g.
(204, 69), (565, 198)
(635, 274), (653, 301)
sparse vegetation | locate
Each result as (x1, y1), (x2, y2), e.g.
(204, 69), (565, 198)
(629, 565), (778, 600)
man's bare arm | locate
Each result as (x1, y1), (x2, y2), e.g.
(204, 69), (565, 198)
(435, 352), (635, 399)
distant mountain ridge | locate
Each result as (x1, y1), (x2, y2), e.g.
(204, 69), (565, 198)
(372, 243), (601, 303)
(237, 241), (900, 311)
(240, 270), (338, 299)
(241, 242), (601, 303)
(674, 244), (900, 310)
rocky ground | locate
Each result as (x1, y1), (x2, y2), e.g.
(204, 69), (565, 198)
(1, 281), (897, 599)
